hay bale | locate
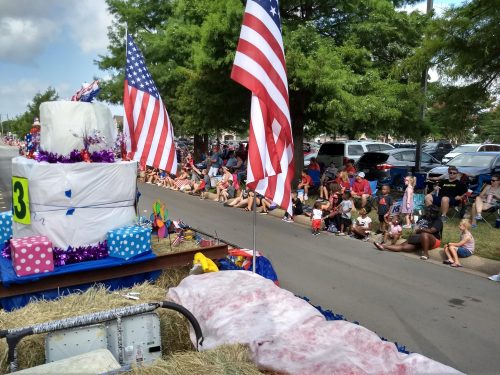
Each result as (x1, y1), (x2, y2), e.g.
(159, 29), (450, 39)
(154, 266), (191, 290)
(126, 344), (264, 375)
(0, 282), (194, 372)
(151, 236), (202, 255)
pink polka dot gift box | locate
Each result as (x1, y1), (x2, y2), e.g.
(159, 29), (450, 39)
(10, 235), (54, 277)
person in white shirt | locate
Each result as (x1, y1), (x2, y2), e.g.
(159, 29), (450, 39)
(351, 208), (372, 240)
(336, 191), (353, 236)
(311, 201), (323, 235)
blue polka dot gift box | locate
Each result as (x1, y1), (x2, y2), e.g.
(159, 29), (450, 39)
(107, 226), (152, 260)
(0, 211), (13, 249)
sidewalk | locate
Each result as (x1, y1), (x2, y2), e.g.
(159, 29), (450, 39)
(203, 191), (500, 278)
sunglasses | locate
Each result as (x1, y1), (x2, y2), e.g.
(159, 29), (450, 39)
(492, 179), (499, 182)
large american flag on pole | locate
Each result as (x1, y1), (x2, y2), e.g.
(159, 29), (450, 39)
(123, 34), (177, 174)
(231, 0), (294, 214)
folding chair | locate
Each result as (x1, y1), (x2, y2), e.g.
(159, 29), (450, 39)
(413, 193), (426, 216)
(306, 169), (321, 194)
(368, 180), (379, 211)
(414, 173), (427, 193)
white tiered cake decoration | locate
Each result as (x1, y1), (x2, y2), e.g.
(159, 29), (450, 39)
(12, 101), (137, 249)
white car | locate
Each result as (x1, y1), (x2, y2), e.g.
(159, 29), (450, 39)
(442, 143), (500, 164)
(304, 152), (318, 167)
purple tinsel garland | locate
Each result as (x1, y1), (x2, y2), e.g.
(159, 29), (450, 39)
(2, 241), (109, 267)
(36, 149), (115, 163)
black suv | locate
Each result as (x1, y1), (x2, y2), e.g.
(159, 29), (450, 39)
(421, 141), (453, 162)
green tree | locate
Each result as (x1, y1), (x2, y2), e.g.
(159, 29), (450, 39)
(409, 0), (500, 139)
(9, 88), (59, 137)
(98, 0), (427, 176)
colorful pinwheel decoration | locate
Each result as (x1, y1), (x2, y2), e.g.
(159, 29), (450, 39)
(150, 199), (169, 238)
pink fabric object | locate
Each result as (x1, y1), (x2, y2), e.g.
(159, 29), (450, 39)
(168, 271), (462, 375)
(168, 271), (324, 349)
(10, 235), (54, 276)
(250, 320), (461, 374)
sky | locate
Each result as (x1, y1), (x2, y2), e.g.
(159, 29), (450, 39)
(0, 0), (465, 121)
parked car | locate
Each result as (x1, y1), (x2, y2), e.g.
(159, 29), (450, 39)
(304, 152), (318, 167)
(357, 148), (442, 184)
(317, 140), (394, 168)
(421, 141), (453, 161)
(427, 152), (500, 191)
(442, 143), (500, 164)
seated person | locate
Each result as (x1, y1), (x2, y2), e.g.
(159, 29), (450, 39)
(319, 162), (338, 200)
(351, 208), (372, 240)
(471, 174), (499, 227)
(374, 205), (443, 260)
(297, 169), (313, 201)
(219, 180), (236, 203)
(227, 187), (250, 208)
(145, 167), (158, 184)
(308, 157), (321, 172)
(443, 219), (475, 267)
(244, 191), (264, 212)
(336, 171), (351, 193)
(215, 166), (233, 202)
(425, 166), (467, 220)
(225, 151), (238, 170)
(192, 169), (209, 197)
(342, 159), (356, 176)
(282, 191), (303, 222)
(351, 172), (372, 209)
(259, 198), (277, 215)
(382, 215), (402, 245)
(334, 191), (353, 236)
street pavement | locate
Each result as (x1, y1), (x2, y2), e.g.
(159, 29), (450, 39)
(1, 146), (499, 374)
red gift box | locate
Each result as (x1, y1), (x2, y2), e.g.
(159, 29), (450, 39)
(10, 235), (54, 276)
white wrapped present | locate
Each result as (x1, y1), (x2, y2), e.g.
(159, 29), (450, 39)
(12, 157), (137, 249)
(40, 101), (117, 155)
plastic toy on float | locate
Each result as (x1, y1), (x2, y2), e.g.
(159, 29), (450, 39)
(1, 81), (144, 277)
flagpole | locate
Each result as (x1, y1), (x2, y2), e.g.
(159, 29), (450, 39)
(252, 190), (257, 273)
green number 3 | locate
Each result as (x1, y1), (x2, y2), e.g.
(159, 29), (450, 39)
(13, 181), (27, 220)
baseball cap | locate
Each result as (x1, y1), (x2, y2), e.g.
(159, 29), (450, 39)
(357, 172), (365, 178)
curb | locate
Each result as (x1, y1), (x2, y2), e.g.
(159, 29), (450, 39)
(202, 191), (500, 277)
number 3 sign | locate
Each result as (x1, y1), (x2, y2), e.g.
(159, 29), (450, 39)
(12, 176), (31, 224)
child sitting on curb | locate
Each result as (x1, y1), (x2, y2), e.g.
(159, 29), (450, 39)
(383, 215), (402, 245)
(351, 208), (372, 241)
(443, 219), (475, 268)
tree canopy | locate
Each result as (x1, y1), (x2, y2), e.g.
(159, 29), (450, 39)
(97, 0), (429, 173)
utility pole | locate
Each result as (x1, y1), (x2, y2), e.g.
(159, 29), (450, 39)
(0, 114), (3, 136)
(415, 0), (433, 173)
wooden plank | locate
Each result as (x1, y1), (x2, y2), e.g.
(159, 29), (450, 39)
(0, 245), (227, 299)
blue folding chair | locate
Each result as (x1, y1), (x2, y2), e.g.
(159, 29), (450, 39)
(414, 172), (427, 192)
(368, 180), (379, 211)
(307, 169), (321, 188)
(413, 193), (425, 216)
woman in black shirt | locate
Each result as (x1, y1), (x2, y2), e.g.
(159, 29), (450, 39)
(374, 205), (443, 260)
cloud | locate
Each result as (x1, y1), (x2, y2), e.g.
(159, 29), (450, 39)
(0, 17), (58, 64)
(0, 0), (113, 64)
(0, 78), (46, 116)
(63, 0), (114, 54)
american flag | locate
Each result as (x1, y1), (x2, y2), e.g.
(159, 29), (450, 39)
(231, 0), (294, 214)
(123, 34), (177, 174)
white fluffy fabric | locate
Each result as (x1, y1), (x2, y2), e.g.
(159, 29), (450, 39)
(168, 271), (463, 375)
(40, 101), (117, 155)
(12, 157), (137, 248)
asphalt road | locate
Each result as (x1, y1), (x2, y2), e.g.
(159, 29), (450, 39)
(1, 145), (499, 374)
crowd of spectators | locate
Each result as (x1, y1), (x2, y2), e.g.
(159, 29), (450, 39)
(139, 145), (493, 264)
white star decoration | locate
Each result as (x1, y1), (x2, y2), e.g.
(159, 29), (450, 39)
(270, 6), (276, 16)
